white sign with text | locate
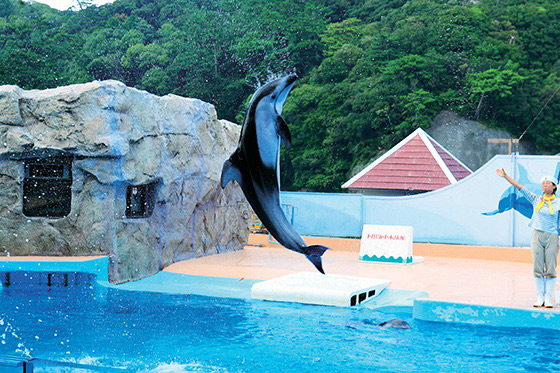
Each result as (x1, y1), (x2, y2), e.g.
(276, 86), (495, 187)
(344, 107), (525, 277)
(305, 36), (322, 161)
(359, 224), (413, 264)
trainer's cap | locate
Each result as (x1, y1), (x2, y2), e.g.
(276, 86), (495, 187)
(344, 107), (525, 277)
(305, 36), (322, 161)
(541, 175), (558, 185)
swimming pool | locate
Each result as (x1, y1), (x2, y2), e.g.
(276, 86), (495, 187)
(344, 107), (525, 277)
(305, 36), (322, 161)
(1, 271), (560, 372)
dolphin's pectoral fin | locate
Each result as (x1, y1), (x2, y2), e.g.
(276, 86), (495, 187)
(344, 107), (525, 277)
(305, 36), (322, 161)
(277, 116), (292, 149)
(305, 245), (329, 274)
(220, 159), (243, 189)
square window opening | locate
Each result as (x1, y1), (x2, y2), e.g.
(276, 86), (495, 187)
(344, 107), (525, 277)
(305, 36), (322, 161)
(126, 183), (157, 219)
(23, 158), (72, 218)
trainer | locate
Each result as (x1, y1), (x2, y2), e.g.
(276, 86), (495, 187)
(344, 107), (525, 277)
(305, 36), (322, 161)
(496, 168), (560, 308)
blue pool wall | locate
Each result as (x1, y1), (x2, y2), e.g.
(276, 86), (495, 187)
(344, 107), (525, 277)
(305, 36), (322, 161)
(2, 257), (560, 331)
(281, 154), (560, 247)
(413, 299), (560, 331)
(0, 257), (109, 282)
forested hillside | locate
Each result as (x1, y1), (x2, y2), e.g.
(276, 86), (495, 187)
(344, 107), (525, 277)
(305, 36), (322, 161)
(1, 0), (560, 191)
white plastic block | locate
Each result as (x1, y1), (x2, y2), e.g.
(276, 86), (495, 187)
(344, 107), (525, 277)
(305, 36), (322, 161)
(251, 272), (391, 307)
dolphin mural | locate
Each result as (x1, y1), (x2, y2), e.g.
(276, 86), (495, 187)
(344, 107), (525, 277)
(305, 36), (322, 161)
(221, 74), (329, 273)
(483, 163), (560, 218)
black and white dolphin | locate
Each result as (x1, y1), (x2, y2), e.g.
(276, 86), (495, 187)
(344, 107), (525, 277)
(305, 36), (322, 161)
(220, 73), (329, 273)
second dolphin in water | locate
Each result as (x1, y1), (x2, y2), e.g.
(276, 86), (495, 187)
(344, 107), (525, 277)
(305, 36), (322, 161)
(220, 74), (329, 273)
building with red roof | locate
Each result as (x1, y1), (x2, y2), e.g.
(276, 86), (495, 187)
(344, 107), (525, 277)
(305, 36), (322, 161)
(342, 128), (472, 195)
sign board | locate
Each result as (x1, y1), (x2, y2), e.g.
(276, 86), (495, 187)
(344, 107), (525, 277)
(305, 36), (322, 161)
(359, 224), (413, 264)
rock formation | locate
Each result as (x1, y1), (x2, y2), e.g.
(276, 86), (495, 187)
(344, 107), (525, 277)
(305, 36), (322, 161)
(0, 80), (251, 283)
(427, 111), (534, 170)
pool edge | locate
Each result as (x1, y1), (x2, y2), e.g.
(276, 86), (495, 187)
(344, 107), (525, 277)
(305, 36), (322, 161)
(0, 257), (109, 282)
(3, 258), (560, 332)
(413, 298), (560, 331)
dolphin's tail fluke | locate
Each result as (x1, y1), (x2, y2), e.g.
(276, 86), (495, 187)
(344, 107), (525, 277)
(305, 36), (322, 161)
(305, 245), (329, 274)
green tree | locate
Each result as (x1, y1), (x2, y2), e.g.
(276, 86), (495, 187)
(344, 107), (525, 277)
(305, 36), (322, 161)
(3, 0), (560, 191)
(320, 18), (362, 57)
(467, 61), (527, 120)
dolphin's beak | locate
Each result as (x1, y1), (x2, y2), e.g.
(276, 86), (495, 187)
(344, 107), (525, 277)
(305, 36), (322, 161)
(274, 74), (298, 115)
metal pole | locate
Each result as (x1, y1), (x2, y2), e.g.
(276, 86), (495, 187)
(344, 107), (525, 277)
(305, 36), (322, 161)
(511, 152), (518, 247)
(360, 194), (365, 236)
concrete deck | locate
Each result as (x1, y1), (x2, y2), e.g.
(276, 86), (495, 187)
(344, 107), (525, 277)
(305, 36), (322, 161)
(164, 234), (549, 311)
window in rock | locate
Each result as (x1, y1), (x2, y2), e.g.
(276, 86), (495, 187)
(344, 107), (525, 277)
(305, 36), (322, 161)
(126, 183), (156, 219)
(23, 158), (72, 218)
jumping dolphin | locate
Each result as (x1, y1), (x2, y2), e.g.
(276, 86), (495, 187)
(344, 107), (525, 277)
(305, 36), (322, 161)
(220, 74), (329, 273)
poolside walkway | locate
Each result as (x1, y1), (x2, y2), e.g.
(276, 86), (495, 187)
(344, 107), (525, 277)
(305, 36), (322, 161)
(165, 233), (556, 311)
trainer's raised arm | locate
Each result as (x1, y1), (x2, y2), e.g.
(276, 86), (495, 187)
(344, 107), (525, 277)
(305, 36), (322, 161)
(496, 168), (523, 190)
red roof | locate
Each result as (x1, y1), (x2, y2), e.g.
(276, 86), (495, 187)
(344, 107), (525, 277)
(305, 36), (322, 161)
(428, 138), (472, 181)
(342, 128), (472, 192)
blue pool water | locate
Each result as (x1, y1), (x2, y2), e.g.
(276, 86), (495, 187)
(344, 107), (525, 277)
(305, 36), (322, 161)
(1, 272), (560, 372)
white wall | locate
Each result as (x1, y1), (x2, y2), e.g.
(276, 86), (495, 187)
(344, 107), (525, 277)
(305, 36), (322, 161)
(281, 154), (560, 247)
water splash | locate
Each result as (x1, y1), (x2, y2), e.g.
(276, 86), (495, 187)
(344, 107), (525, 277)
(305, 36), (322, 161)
(248, 69), (297, 90)
(0, 315), (32, 357)
(138, 361), (232, 372)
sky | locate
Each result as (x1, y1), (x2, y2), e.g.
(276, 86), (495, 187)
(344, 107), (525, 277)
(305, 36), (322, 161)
(28, 0), (115, 11)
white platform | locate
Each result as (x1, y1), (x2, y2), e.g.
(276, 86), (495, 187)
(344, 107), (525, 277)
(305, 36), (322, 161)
(251, 272), (391, 307)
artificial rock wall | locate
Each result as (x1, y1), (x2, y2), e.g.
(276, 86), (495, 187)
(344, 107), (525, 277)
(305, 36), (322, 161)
(427, 111), (534, 170)
(0, 80), (250, 283)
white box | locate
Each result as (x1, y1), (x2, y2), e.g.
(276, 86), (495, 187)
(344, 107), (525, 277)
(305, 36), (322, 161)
(251, 272), (390, 307)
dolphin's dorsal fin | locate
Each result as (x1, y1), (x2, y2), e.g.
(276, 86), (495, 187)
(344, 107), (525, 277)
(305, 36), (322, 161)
(277, 116), (292, 149)
(220, 158), (243, 189)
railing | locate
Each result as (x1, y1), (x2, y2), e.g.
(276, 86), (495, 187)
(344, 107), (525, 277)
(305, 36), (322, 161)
(1, 271), (96, 288)
(268, 203), (296, 245)
(0, 354), (129, 372)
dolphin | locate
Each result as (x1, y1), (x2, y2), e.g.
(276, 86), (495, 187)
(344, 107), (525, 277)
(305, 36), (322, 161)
(482, 163), (560, 219)
(482, 164), (534, 218)
(344, 318), (411, 330)
(378, 318), (411, 329)
(220, 74), (329, 273)
(481, 186), (533, 219)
